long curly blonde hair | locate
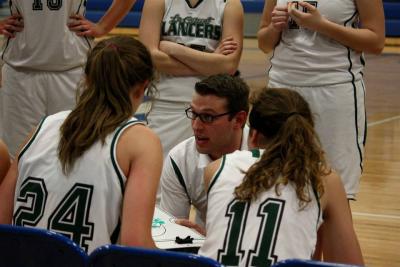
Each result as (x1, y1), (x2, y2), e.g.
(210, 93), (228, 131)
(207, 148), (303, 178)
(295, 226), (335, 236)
(235, 88), (330, 207)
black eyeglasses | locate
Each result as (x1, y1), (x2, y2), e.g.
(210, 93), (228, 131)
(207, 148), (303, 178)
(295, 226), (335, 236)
(185, 107), (231, 123)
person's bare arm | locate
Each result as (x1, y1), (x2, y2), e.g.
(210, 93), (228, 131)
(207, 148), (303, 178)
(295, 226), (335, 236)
(160, 0), (243, 76)
(0, 160), (17, 224)
(0, 14), (23, 38)
(69, 0), (136, 37)
(139, 0), (198, 76)
(0, 128), (37, 224)
(0, 140), (10, 185)
(320, 172), (364, 265)
(257, 0), (286, 54)
(289, 0), (385, 54)
(119, 125), (163, 248)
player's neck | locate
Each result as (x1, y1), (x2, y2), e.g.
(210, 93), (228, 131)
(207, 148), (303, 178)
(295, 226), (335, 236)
(187, 0), (200, 8)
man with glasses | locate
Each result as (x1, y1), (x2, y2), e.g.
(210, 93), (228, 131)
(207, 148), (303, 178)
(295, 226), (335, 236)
(160, 74), (250, 230)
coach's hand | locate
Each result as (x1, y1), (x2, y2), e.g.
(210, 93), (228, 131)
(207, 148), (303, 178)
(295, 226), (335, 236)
(175, 218), (206, 236)
(0, 15), (23, 38)
(68, 14), (107, 38)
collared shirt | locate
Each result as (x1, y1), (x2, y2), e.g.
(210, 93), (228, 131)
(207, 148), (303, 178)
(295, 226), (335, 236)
(160, 127), (249, 227)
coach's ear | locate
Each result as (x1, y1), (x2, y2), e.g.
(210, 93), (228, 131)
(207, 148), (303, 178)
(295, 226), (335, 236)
(233, 110), (248, 130)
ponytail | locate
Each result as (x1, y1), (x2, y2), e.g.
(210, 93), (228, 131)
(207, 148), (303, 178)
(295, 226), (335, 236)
(58, 36), (155, 174)
(235, 88), (329, 206)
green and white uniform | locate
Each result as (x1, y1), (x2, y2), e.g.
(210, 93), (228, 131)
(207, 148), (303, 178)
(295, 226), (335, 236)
(1, 0), (92, 157)
(199, 149), (322, 266)
(268, 0), (366, 199)
(160, 126), (249, 227)
(13, 111), (142, 253)
(147, 0), (227, 159)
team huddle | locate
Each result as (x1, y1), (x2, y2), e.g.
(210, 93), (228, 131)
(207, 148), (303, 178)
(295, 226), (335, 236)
(0, 0), (385, 266)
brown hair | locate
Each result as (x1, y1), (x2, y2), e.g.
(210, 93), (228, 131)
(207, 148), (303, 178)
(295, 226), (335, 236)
(195, 74), (250, 119)
(234, 88), (329, 206)
(58, 36), (155, 174)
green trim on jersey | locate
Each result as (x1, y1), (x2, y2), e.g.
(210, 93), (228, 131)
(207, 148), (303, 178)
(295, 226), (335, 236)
(312, 185), (322, 231)
(170, 157), (191, 204)
(18, 116), (47, 161)
(207, 155), (226, 196)
(184, 0), (204, 9)
(110, 119), (143, 194)
(110, 219), (121, 244)
(251, 149), (261, 158)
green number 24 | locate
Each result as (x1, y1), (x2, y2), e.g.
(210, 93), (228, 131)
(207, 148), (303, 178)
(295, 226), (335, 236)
(13, 177), (94, 252)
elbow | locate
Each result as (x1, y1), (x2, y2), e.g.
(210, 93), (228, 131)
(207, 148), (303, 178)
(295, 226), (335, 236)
(204, 60), (238, 76)
(257, 32), (273, 54)
(370, 42), (385, 55)
(220, 61), (239, 76)
(148, 49), (163, 66)
(226, 63), (239, 76)
(365, 36), (385, 55)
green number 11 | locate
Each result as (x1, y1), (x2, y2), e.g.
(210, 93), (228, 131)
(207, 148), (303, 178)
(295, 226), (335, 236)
(218, 198), (285, 267)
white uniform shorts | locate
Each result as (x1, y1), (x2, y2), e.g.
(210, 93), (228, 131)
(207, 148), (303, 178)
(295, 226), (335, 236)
(147, 100), (193, 159)
(268, 80), (366, 199)
(0, 64), (84, 158)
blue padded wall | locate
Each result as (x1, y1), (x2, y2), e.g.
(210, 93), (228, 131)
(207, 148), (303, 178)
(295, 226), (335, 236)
(85, 11), (141, 28)
(241, 0), (264, 13)
(85, 0), (144, 28)
(84, 0), (400, 37)
(86, 0), (144, 12)
(384, 2), (400, 36)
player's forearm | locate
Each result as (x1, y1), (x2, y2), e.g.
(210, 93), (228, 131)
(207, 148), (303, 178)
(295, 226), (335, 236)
(316, 19), (384, 54)
(121, 231), (157, 249)
(150, 49), (198, 76)
(168, 44), (240, 76)
(257, 24), (282, 53)
(96, 0), (136, 35)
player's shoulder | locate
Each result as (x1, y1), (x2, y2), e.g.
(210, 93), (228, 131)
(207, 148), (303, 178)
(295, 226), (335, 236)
(226, 148), (260, 160)
(44, 111), (71, 125)
(169, 136), (197, 158)
(119, 121), (159, 144)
